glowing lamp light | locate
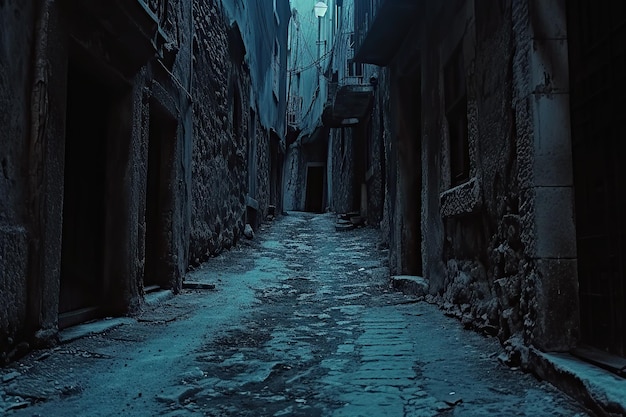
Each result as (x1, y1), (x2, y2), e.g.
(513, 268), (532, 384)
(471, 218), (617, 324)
(314, 1), (328, 18)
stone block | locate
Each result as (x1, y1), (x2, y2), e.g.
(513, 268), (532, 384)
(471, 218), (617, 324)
(390, 275), (428, 297)
(532, 258), (579, 351)
(531, 94), (573, 187)
(439, 177), (481, 218)
(532, 186), (577, 259)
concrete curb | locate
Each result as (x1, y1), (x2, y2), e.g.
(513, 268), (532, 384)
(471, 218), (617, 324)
(387, 275), (626, 416)
(528, 348), (626, 417)
(145, 289), (175, 306)
(58, 290), (175, 344)
(58, 317), (135, 344)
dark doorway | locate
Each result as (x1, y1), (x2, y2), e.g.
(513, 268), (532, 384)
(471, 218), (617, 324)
(395, 64), (422, 276)
(568, 1), (626, 357)
(59, 59), (111, 327)
(305, 165), (325, 213)
(144, 101), (177, 290)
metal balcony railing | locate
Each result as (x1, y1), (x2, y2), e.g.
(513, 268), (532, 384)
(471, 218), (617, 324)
(340, 76), (365, 86)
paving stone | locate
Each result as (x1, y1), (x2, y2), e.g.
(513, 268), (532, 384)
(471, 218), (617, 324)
(2, 213), (590, 417)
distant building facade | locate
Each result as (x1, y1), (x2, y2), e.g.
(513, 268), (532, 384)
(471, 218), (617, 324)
(283, 0), (336, 213)
(284, 0), (382, 223)
(0, 0), (289, 363)
(354, 0), (626, 366)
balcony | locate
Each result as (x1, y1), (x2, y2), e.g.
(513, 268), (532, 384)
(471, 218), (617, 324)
(323, 76), (374, 128)
(353, 0), (420, 66)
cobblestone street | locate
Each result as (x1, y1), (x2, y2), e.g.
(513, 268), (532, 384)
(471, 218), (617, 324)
(2, 213), (589, 416)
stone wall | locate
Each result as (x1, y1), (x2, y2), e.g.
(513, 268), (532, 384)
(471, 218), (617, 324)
(510, 0), (578, 352)
(283, 130), (328, 212)
(330, 127), (356, 214)
(0, 0), (284, 362)
(326, 91), (384, 222)
(0, 0), (36, 360)
(189, 0), (250, 264)
(1, 0), (196, 360)
(255, 123), (271, 221)
(283, 143), (303, 212)
(364, 113), (384, 227)
(413, 0), (578, 354)
(418, 0), (519, 338)
(375, 44), (422, 277)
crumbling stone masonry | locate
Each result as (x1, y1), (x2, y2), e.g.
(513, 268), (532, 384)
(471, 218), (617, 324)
(356, 0), (580, 357)
(0, 0), (289, 363)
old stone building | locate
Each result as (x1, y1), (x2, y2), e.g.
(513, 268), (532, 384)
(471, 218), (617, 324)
(284, 0), (383, 228)
(325, 0), (382, 226)
(0, 0), (289, 363)
(283, 0), (335, 213)
(190, 0), (290, 263)
(355, 0), (626, 374)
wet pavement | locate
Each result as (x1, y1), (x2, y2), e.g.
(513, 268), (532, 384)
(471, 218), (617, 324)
(1, 212), (591, 416)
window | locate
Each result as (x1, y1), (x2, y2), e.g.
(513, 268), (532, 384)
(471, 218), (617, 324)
(444, 42), (469, 186)
(347, 59), (363, 78)
(287, 95), (303, 125)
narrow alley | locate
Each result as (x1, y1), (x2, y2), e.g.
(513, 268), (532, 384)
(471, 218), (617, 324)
(2, 213), (589, 416)
(2, 1), (626, 415)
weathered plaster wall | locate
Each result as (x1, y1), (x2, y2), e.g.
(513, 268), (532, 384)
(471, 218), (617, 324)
(222, 0), (290, 139)
(287, 0), (332, 139)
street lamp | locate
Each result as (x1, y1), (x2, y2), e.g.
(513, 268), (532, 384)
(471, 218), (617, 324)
(314, 1), (328, 18)
(314, 1), (328, 60)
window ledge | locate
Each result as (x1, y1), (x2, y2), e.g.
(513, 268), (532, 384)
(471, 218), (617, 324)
(440, 176), (481, 218)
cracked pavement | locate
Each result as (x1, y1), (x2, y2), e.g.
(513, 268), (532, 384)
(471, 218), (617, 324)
(1, 212), (590, 416)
